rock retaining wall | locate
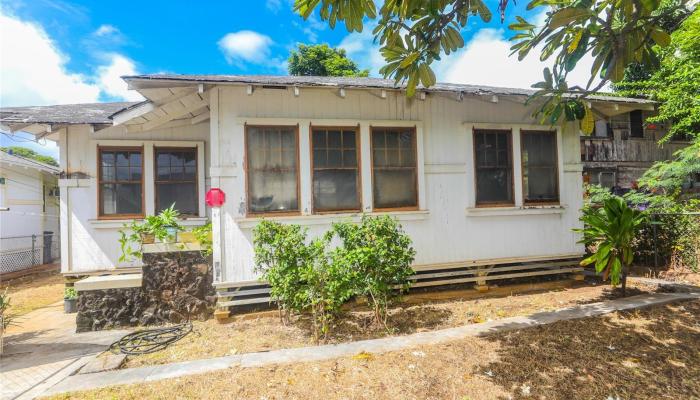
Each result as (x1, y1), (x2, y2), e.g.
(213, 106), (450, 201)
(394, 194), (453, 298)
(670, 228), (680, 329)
(76, 250), (215, 332)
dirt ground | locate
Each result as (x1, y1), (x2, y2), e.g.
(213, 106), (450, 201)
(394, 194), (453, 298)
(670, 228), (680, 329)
(1, 270), (64, 316)
(631, 264), (700, 286)
(46, 299), (700, 400)
(122, 279), (661, 369)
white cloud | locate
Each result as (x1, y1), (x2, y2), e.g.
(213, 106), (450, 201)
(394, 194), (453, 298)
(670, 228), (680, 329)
(0, 11), (143, 106)
(218, 30), (274, 65)
(0, 11), (100, 106)
(266, 0), (282, 13)
(94, 24), (118, 37)
(338, 23), (384, 76)
(95, 54), (144, 101)
(337, 11), (602, 90)
(435, 12), (600, 90)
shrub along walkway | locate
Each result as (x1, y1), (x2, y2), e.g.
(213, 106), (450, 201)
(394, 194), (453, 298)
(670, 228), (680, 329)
(42, 289), (700, 398)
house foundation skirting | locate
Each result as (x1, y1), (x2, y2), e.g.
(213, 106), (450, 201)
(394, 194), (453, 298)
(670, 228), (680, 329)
(214, 254), (584, 316)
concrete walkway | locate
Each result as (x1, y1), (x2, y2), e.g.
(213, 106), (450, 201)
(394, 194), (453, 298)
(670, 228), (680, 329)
(42, 290), (699, 397)
(0, 302), (129, 400)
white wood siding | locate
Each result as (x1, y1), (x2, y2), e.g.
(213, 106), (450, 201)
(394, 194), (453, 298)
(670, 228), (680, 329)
(213, 86), (584, 283)
(59, 122), (211, 273)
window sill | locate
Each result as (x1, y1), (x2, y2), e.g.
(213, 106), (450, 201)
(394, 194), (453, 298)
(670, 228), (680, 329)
(235, 210), (430, 229)
(89, 217), (208, 229)
(465, 205), (566, 217)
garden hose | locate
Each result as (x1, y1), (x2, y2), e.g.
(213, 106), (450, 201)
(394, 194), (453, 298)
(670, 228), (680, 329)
(109, 321), (193, 355)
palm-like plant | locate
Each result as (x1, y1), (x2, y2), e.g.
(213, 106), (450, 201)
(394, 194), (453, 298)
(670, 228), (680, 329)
(577, 197), (646, 296)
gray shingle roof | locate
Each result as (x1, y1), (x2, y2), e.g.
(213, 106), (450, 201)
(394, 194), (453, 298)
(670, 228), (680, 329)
(0, 102), (140, 125)
(123, 74), (655, 105)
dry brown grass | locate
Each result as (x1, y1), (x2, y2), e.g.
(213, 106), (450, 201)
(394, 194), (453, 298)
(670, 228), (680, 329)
(1, 271), (64, 316)
(46, 299), (700, 400)
(123, 280), (659, 369)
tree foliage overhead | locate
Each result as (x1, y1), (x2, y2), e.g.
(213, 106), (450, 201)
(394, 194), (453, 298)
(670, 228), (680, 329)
(0, 146), (58, 167)
(294, 0), (682, 121)
(616, 8), (699, 143)
(288, 43), (370, 77)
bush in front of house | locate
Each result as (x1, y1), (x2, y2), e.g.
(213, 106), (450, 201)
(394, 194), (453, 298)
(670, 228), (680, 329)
(331, 215), (416, 327)
(253, 215), (416, 341)
(581, 184), (700, 273)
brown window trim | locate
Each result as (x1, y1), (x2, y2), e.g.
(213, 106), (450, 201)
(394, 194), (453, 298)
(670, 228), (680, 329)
(521, 130), (560, 205)
(154, 146), (200, 217)
(310, 125), (362, 214)
(244, 124), (301, 217)
(370, 126), (419, 212)
(473, 129), (515, 208)
(97, 145), (145, 219)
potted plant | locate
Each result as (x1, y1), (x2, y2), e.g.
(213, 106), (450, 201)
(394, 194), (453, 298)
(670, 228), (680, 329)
(64, 287), (78, 313)
(118, 204), (184, 261)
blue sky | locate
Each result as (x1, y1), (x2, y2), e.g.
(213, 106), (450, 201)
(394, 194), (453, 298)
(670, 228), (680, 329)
(0, 0), (597, 160)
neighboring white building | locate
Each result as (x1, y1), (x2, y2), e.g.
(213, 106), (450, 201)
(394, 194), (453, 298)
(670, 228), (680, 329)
(0, 75), (658, 304)
(0, 149), (60, 273)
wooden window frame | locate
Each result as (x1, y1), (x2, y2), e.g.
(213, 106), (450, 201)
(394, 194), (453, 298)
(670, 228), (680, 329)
(97, 145), (145, 219)
(153, 146), (199, 217)
(472, 129), (515, 208)
(520, 130), (560, 205)
(370, 126), (419, 212)
(244, 124), (301, 217)
(310, 125), (362, 214)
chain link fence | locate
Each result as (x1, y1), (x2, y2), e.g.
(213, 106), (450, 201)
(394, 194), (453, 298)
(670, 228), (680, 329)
(636, 212), (700, 270)
(0, 232), (60, 274)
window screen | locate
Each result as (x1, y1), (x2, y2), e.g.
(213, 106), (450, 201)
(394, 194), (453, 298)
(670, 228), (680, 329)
(155, 148), (198, 215)
(246, 126), (299, 214)
(99, 148), (143, 216)
(473, 129), (513, 205)
(371, 127), (417, 209)
(521, 131), (559, 203)
(312, 127), (360, 212)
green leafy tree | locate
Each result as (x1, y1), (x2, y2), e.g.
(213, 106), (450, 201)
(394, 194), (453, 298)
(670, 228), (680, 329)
(638, 140), (700, 193)
(1, 146), (58, 167)
(616, 8), (699, 143)
(295, 0), (680, 120)
(288, 43), (370, 77)
(577, 197), (646, 295)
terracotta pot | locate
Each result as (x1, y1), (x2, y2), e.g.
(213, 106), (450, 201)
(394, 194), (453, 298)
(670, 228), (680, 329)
(140, 233), (155, 244)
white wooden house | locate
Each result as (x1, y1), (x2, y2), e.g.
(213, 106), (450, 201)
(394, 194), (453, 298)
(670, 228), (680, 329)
(0, 149), (60, 274)
(0, 75), (657, 305)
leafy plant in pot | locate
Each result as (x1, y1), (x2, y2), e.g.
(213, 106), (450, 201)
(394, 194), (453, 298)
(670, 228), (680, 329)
(118, 204), (184, 262)
(64, 287), (78, 314)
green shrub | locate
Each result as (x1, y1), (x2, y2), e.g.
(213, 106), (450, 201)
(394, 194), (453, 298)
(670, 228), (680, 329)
(64, 287), (78, 300)
(253, 220), (354, 341)
(582, 185), (700, 272)
(331, 215), (416, 327)
(252, 215), (416, 339)
(191, 221), (213, 257)
(577, 197), (646, 294)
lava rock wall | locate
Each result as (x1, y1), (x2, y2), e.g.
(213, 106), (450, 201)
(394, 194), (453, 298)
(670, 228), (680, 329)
(76, 251), (215, 332)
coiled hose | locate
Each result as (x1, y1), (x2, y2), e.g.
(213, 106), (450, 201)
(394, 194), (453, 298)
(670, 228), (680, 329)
(109, 321), (193, 355)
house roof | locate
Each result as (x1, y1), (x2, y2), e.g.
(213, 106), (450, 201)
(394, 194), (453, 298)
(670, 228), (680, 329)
(0, 102), (141, 125)
(123, 74), (656, 105)
(0, 149), (60, 173)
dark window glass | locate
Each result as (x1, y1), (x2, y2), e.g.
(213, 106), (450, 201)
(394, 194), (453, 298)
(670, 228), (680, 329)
(521, 131), (559, 203)
(246, 126), (299, 213)
(311, 127), (360, 212)
(155, 148), (198, 214)
(99, 148), (143, 216)
(371, 127), (417, 209)
(630, 110), (644, 138)
(474, 130), (513, 205)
